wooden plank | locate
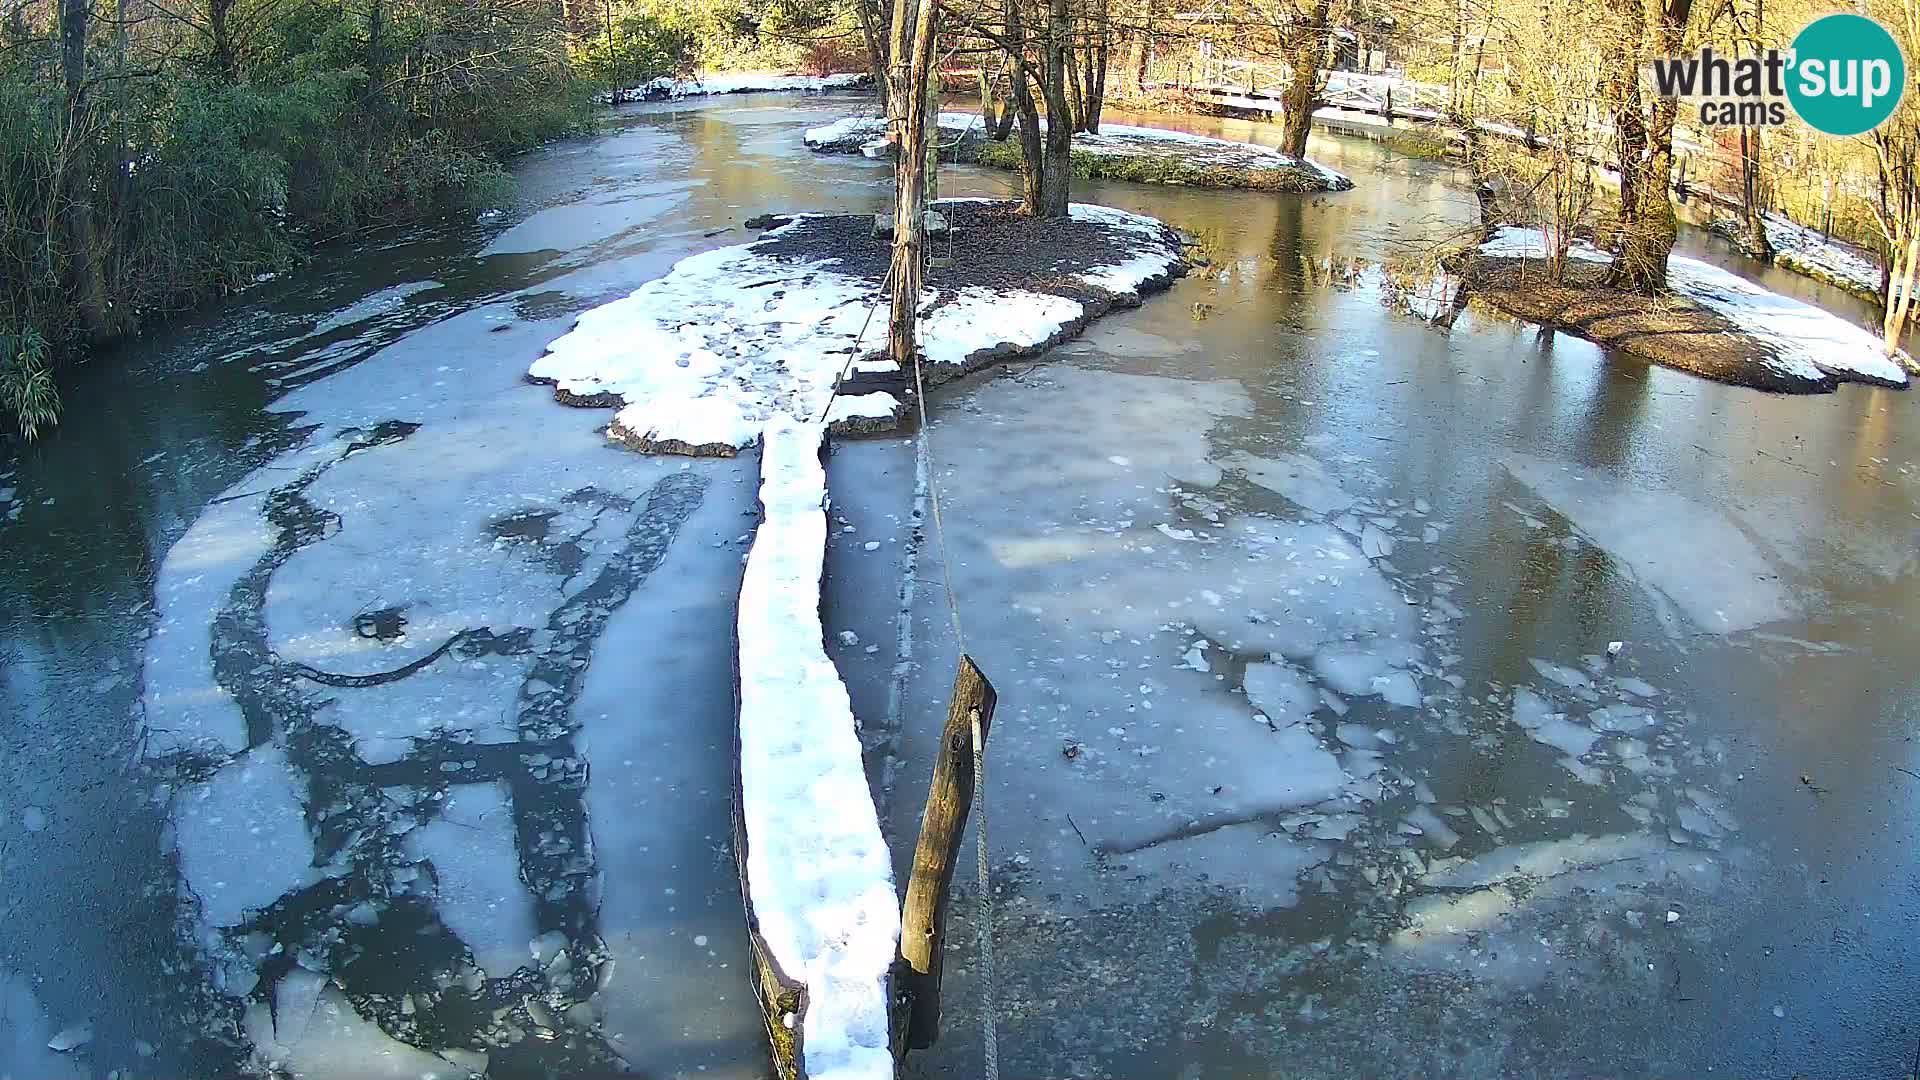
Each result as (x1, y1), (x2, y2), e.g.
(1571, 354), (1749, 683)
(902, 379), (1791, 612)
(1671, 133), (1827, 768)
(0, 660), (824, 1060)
(896, 654), (997, 1050)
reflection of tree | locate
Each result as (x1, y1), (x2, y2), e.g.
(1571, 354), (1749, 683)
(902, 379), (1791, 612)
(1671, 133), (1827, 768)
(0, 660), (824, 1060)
(1575, 362), (1650, 470)
(1266, 193), (1315, 288)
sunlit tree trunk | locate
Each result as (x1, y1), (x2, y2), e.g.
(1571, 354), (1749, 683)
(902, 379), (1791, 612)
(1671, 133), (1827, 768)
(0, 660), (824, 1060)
(1607, 0), (1692, 293)
(1736, 0), (1772, 259)
(1035, 0), (1073, 216)
(1278, 0), (1330, 159)
(1739, 125), (1772, 259)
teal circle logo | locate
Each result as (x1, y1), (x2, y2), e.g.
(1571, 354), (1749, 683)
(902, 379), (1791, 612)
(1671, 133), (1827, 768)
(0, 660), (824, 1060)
(1787, 14), (1906, 136)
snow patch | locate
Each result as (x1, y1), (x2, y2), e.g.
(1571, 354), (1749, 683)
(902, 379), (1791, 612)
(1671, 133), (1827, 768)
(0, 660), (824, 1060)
(803, 112), (979, 151)
(143, 495), (272, 757)
(634, 71), (868, 100)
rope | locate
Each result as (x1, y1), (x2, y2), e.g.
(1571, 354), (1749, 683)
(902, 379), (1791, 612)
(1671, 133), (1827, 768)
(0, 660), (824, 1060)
(909, 345), (965, 651)
(810, 264), (896, 428)
(971, 706), (997, 1080)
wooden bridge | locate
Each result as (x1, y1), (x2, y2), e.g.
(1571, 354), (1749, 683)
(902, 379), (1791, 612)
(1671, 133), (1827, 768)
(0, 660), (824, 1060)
(1165, 54), (1455, 124)
(1162, 53), (1763, 220)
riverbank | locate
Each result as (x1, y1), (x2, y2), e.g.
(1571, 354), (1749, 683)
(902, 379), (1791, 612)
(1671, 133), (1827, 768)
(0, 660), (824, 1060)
(804, 113), (1352, 193)
(1708, 212), (1888, 304)
(606, 71), (870, 103)
(1453, 227), (1911, 394)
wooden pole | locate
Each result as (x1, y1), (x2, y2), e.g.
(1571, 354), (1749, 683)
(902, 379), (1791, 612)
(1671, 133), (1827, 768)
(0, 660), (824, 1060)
(887, 0), (938, 365)
(897, 655), (997, 1050)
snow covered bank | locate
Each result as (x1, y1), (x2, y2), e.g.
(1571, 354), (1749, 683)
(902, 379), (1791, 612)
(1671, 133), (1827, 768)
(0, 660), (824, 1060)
(529, 200), (1189, 455)
(1069, 123), (1354, 190)
(736, 418), (897, 1080)
(1470, 227), (1909, 392)
(606, 71), (869, 103)
(802, 112), (981, 156)
(1710, 212), (1887, 301)
(804, 112), (1353, 192)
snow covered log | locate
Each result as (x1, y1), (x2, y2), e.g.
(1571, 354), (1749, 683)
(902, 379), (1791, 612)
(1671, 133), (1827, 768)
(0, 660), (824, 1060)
(734, 418), (899, 1080)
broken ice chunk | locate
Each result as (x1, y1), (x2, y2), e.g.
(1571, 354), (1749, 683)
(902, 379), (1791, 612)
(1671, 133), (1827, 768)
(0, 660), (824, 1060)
(1243, 661), (1316, 727)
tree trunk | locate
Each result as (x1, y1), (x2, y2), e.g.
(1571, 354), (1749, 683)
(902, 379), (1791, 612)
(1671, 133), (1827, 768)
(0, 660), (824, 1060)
(1277, 0), (1330, 159)
(1063, 39), (1085, 131)
(1036, 0), (1073, 217)
(991, 53), (1017, 138)
(1608, 0), (1692, 293)
(1082, 0), (1107, 132)
(367, 0), (387, 93)
(1740, 126), (1773, 258)
(208, 0), (237, 80)
(1884, 234), (1918, 352)
(978, 65), (1001, 135)
(1446, 0), (1468, 122)
(60, 0), (121, 346)
(1006, 0), (1045, 213)
(858, 0), (891, 116)
(1737, 0), (1771, 259)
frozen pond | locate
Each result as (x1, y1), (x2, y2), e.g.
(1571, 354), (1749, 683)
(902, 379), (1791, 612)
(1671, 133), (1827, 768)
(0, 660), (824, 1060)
(0, 94), (1916, 1079)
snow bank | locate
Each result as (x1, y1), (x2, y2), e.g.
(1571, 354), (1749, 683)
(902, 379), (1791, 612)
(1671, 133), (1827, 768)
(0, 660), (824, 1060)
(736, 418), (897, 1080)
(1073, 123), (1353, 188)
(613, 71), (868, 102)
(1478, 227), (1909, 389)
(1715, 211), (1889, 300)
(803, 112), (980, 154)
(530, 216), (899, 454)
(530, 203), (1187, 454)
(802, 112), (1352, 188)
(1663, 257), (1910, 387)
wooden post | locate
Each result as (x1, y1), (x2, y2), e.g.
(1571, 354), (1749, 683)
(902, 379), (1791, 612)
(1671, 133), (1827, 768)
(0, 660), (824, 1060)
(886, 0), (938, 366)
(897, 655), (997, 1050)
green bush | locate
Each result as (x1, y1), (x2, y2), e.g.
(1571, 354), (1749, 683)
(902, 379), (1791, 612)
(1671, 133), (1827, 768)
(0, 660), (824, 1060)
(0, 325), (58, 441)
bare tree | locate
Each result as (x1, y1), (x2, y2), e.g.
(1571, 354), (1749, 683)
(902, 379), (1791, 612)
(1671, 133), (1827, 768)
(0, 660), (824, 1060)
(1871, 0), (1920, 355)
